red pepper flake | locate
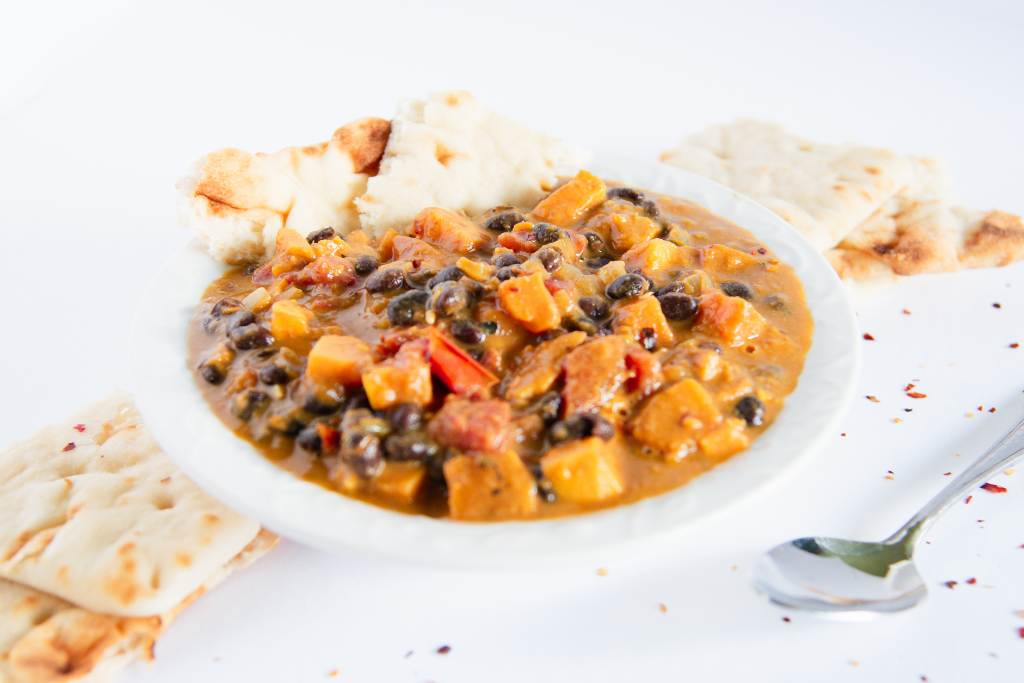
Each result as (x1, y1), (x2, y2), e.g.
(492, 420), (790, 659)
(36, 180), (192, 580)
(1018, 626), (1024, 639)
(965, 495), (973, 504)
(943, 580), (958, 589)
(658, 602), (668, 614)
(436, 645), (451, 655)
(840, 432), (847, 437)
(902, 308), (912, 315)
(866, 395), (880, 403)
(992, 302), (1002, 309)
(1011, 343), (1020, 349)
(62, 442), (76, 452)
(965, 577), (977, 585)
(943, 471), (952, 476)
(904, 408), (913, 413)
(756, 247), (768, 255)
(906, 391), (927, 399)
(862, 332), (875, 341)
(904, 383), (916, 391)
(72, 423), (86, 433)
(977, 405), (984, 412)
(980, 483), (1008, 494)
(781, 616), (791, 623)
(989, 407), (997, 413)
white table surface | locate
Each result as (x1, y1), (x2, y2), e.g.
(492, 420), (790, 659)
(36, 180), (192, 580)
(2, 1), (1023, 681)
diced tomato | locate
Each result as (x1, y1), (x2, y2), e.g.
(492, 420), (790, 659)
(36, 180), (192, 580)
(251, 263), (274, 285)
(497, 231), (539, 253)
(544, 278), (572, 295)
(285, 254), (356, 288)
(315, 423), (340, 453)
(427, 329), (498, 395)
(625, 346), (663, 397)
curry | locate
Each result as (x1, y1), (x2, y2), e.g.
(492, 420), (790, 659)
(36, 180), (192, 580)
(188, 171), (813, 521)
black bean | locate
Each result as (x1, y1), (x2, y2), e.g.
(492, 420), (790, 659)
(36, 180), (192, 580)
(306, 227), (335, 243)
(735, 396), (765, 427)
(656, 282), (687, 297)
(267, 412), (306, 436)
(257, 364), (290, 385)
(549, 412), (615, 444)
(303, 388), (344, 415)
(639, 327), (657, 351)
(387, 403), (423, 433)
(607, 187), (644, 204)
(449, 319), (486, 345)
(199, 363), (224, 385)
(479, 321), (499, 335)
(384, 432), (439, 462)
(365, 267), (407, 294)
(427, 266), (464, 289)
(485, 211), (525, 232)
(565, 314), (601, 335)
(535, 247), (563, 273)
(429, 281), (469, 318)
(226, 310), (256, 331)
(721, 281), (753, 300)
(387, 290), (429, 327)
(211, 297), (243, 317)
(532, 223), (562, 245)
(582, 231), (607, 254)
(577, 296), (610, 320)
(231, 389), (269, 421)
(586, 256), (611, 269)
(658, 292), (699, 321)
(495, 266), (519, 282)
(641, 199), (660, 218)
(605, 273), (649, 300)
(340, 431), (383, 478)
(404, 269), (435, 289)
(353, 254), (379, 276)
(536, 475), (557, 503)
(229, 324), (273, 350)
(296, 426), (322, 453)
(535, 392), (563, 424)
(492, 252), (522, 268)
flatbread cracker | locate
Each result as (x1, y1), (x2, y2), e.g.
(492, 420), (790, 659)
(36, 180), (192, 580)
(178, 117), (391, 264)
(660, 120), (914, 252)
(0, 395), (263, 618)
(355, 91), (580, 236)
(0, 531), (275, 683)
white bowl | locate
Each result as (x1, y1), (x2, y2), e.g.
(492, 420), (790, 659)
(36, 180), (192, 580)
(130, 157), (859, 566)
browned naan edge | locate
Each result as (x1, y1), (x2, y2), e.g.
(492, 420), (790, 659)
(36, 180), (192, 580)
(5, 530), (277, 683)
(193, 117), (391, 212)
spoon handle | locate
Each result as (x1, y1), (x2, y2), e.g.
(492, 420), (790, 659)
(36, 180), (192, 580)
(885, 413), (1024, 544)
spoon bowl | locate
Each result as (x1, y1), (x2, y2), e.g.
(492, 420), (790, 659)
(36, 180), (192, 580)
(753, 535), (926, 614)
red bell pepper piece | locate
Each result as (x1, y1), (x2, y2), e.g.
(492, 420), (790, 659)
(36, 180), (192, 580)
(427, 329), (498, 395)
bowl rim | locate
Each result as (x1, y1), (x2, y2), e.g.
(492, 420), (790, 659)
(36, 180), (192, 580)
(130, 156), (860, 566)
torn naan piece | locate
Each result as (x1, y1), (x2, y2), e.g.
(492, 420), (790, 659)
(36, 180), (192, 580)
(0, 531), (275, 683)
(0, 394), (269, 618)
(829, 158), (1024, 276)
(660, 120), (914, 252)
(355, 91), (580, 236)
(178, 117), (391, 264)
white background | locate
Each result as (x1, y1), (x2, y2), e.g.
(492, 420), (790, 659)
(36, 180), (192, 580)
(2, 1), (1023, 681)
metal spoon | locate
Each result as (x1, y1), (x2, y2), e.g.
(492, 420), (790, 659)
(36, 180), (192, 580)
(753, 413), (1024, 614)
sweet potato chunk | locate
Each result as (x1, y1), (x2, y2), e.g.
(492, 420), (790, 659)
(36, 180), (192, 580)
(504, 331), (588, 403)
(391, 235), (447, 270)
(427, 396), (512, 453)
(361, 342), (432, 409)
(532, 170), (607, 225)
(694, 292), (767, 346)
(562, 335), (627, 414)
(498, 271), (560, 333)
(412, 207), (492, 254)
(622, 238), (681, 277)
(608, 212), (661, 252)
(629, 379), (722, 457)
(612, 295), (675, 349)
(698, 417), (751, 462)
(541, 437), (624, 504)
(275, 227), (315, 260)
(270, 300), (314, 341)
(444, 451), (538, 520)
(306, 335), (373, 386)
(371, 462), (427, 506)
(702, 244), (760, 272)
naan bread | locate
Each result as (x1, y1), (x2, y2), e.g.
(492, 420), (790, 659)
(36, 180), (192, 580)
(661, 121), (1024, 282)
(178, 118), (391, 264)
(0, 395), (264, 618)
(830, 157), (1024, 276)
(0, 531), (275, 683)
(356, 91), (580, 236)
(660, 120), (914, 252)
